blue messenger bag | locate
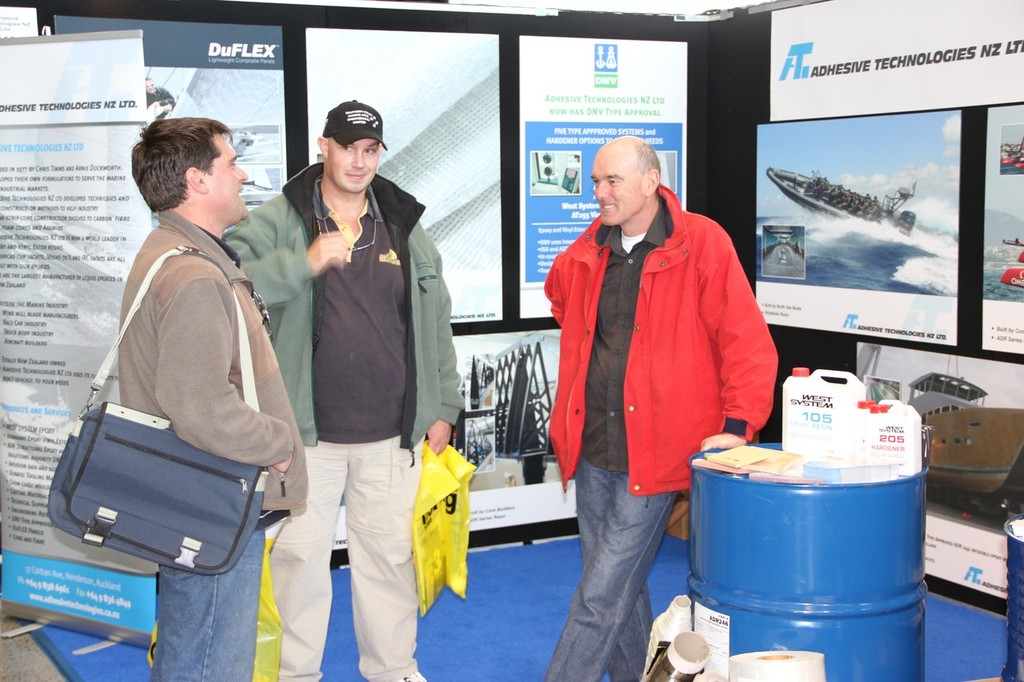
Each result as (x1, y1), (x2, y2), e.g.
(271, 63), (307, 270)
(47, 247), (267, 575)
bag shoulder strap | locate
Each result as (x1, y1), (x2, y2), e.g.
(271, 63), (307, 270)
(83, 246), (259, 415)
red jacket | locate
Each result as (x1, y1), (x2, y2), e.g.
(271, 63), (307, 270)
(544, 186), (777, 495)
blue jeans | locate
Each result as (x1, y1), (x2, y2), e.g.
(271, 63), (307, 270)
(152, 527), (265, 682)
(545, 459), (676, 682)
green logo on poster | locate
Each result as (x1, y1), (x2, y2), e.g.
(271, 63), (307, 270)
(595, 74), (618, 88)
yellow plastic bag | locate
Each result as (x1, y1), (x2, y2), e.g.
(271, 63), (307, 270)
(147, 536), (282, 682)
(412, 446), (460, 615)
(252, 536), (282, 682)
(437, 445), (476, 598)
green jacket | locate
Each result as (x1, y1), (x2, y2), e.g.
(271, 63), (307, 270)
(226, 164), (462, 449)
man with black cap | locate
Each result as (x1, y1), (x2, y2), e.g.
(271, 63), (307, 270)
(227, 101), (462, 682)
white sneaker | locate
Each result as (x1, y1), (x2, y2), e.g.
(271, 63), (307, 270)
(399, 674), (427, 682)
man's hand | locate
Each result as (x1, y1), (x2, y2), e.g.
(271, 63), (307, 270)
(307, 231), (351, 275)
(700, 432), (747, 452)
(426, 419), (453, 455)
(271, 453), (292, 473)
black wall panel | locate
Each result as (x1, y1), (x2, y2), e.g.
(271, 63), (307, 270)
(16, 1), (1021, 552)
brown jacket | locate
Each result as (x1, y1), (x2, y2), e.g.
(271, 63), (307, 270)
(117, 210), (307, 510)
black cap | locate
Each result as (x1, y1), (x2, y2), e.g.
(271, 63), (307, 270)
(322, 100), (386, 149)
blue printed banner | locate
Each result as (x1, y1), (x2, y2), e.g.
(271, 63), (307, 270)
(519, 36), (688, 318)
(2, 551), (155, 634)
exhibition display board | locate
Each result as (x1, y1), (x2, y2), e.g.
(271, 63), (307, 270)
(763, 0), (1024, 607)
(0, 29), (156, 644)
(304, 27), (504, 324)
(0, 0), (1019, 652)
(518, 36), (688, 318)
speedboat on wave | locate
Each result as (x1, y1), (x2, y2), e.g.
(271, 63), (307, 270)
(766, 167), (917, 235)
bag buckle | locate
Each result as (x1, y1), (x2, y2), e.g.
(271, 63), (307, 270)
(83, 507), (118, 546)
(175, 537), (203, 569)
(78, 382), (102, 419)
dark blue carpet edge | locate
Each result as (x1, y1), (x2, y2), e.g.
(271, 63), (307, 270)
(21, 535), (1008, 681)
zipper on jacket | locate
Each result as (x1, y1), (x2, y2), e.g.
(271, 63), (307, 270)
(308, 281), (320, 445)
(561, 250), (602, 491)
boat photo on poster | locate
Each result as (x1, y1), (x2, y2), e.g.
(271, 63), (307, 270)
(857, 343), (1020, 598)
(982, 103), (1024, 353)
(756, 111), (961, 345)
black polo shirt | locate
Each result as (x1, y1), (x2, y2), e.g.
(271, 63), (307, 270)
(312, 185), (407, 444)
(581, 201), (668, 472)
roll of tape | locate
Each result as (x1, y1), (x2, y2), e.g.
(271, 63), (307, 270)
(729, 651), (826, 682)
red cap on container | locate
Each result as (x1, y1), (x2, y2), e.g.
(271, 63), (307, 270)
(858, 400), (877, 409)
(870, 404), (890, 413)
(791, 367), (810, 377)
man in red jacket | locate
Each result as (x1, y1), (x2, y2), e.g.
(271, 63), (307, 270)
(543, 136), (777, 681)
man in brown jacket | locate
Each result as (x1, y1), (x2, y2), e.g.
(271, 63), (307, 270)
(122, 117), (307, 681)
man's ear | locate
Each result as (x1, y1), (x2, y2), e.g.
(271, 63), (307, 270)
(643, 168), (661, 196)
(184, 166), (207, 196)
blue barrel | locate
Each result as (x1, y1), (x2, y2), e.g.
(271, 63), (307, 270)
(688, 459), (926, 682)
(1005, 514), (1024, 682)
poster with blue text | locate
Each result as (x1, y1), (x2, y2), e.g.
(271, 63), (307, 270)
(770, 0), (1024, 122)
(0, 30), (156, 643)
(519, 36), (687, 319)
(56, 16), (287, 209)
(756, 111), (960, 345)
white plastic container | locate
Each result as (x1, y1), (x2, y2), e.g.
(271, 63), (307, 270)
(864, 401), (923, 476)
(642, 631), (709, 682)
(782, 368), (866, 462)
(852, 400), (876, 459)
(644, 595), (693, 676)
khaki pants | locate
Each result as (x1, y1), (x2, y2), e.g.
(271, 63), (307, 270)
(270, 437), (423, 682)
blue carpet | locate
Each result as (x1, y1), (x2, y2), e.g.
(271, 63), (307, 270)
(26, 536), (1007, 680)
